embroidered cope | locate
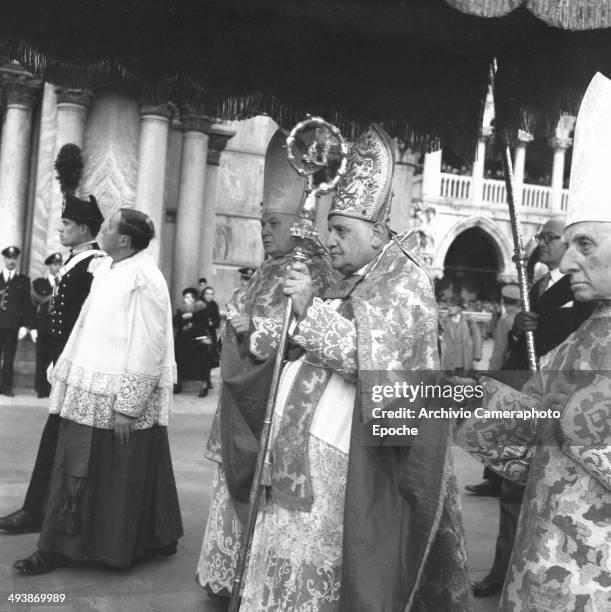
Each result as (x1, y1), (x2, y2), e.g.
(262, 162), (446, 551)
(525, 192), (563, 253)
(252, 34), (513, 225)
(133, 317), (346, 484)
(457, 302), (611, 612)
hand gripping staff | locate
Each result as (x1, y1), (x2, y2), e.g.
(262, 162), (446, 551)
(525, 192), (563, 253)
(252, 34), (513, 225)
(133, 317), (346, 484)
(229, 117), (348, 611)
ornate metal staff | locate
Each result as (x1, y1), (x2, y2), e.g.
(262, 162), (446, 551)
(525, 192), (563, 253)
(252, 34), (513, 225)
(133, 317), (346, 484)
(229, 117), (347, 611)
(500, 143), (537, 372)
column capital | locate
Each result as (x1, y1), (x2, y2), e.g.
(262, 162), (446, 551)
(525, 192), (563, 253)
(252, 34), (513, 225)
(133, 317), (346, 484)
(180, 113), (212, 134)
(549, 136), (572, 151)
(0, 62), (41, 110)
(206, 124), (236, 165)
(516, 129), (534, 144)
(139, 102), (174, 121)
(55, 87), (94, 109)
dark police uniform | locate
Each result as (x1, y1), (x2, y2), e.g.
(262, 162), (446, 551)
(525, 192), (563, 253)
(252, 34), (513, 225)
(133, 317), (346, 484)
(32, 253), (63, 397)
(22, 244), (103, 521)
(31, 274), (55, 397)
(0, 260), (33, 395)
(0, 159), (106, 534)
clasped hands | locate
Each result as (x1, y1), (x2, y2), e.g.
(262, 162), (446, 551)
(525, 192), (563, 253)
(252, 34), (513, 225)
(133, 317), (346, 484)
(282, 262), (313, 317)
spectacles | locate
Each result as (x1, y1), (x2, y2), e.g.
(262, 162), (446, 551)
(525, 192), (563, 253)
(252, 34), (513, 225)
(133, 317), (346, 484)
(534, 232), (562, 245)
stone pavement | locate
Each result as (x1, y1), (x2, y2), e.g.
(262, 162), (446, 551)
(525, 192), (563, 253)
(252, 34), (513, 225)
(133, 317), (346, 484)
(0, 368), (501, 612)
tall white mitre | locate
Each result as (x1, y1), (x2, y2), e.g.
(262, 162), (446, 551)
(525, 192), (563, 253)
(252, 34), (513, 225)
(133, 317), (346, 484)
(567, 71), (611, 227)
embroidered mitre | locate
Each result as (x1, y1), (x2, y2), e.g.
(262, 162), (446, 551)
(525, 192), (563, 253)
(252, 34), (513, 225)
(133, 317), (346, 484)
(328, 123), (394, 224)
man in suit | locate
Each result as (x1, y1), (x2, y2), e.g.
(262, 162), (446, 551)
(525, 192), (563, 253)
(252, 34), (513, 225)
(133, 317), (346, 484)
(0, 194), (104, 534)
(472, 215), (596, 598)
(0, 246), (33, 397)
(439, 295), (482, 376)
(31, 253), (63, 398)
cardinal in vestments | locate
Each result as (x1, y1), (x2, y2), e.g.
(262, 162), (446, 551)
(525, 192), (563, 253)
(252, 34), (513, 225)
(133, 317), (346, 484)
(239, 124), (473, 612)
(457, 72), (611, 611)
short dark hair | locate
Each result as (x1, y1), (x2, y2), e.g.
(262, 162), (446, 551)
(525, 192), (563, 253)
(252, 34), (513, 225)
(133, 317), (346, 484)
(182, 287), (199, 298)
(117, 208), (155, 250)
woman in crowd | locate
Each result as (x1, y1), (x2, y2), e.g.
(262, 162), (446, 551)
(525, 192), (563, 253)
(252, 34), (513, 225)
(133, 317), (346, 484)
(173, 287), (215, 397)
(199, 286), (221, 389)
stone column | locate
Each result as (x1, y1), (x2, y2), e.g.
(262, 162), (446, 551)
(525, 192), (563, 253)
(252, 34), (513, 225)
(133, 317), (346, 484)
(390, 140), (420, 231)
(0, 64), (40, 250)
(46, 87), (94, 255)
(199, 124), (235, 282)
(512, 130), (533, 206)
(422, 149), (442, 198)
(549, 137), (571, 213)
(471, 126), (492, 204)
(135, 104), (173, 264)
(173, 112), (211, 298)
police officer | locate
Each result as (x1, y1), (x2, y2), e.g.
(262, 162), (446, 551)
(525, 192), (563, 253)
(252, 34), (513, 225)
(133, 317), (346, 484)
(0, 246), (33, 397)
(0, 194), (104, 534)
(31, 253), (62, 398)
(238, 266), (256, 289)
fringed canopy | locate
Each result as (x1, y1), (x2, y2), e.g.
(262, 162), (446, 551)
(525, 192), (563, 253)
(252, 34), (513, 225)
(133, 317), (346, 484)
(1, 1), (611, 155)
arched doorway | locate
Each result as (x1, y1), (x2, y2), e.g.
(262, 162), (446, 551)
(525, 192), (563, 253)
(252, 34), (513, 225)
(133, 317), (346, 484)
(437, 227), (500, 304)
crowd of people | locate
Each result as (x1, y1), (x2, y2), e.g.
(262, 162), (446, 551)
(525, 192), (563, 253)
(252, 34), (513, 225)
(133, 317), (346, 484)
(0, 72), (609, 612)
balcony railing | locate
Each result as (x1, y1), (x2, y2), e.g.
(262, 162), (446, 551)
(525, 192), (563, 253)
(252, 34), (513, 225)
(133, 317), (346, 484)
(440, 174), (471, 200)
(438, 172), (568, 210)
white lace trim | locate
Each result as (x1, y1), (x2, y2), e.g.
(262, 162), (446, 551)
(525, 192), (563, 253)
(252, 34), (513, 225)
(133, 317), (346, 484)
(49, 359), (173, 428)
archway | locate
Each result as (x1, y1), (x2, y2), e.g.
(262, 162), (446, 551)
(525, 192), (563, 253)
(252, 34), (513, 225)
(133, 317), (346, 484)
(437, 227), (501, 304)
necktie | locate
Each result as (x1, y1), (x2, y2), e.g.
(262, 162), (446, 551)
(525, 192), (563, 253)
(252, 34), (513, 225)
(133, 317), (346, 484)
(538, 272), (551, 298)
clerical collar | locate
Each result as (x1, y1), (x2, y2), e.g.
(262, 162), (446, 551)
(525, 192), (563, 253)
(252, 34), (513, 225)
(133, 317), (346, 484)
(70, 240), (97, 256)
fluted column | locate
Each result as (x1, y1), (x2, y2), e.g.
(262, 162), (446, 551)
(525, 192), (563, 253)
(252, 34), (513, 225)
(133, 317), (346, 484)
(512, 130), (533, 206)
(549, 137), (571, 213)
(390, 140), (420, 231)
(135, 104), (173, 264)
(471, 126), (492, 204)
(173, 112), (211, 299)
(199, 124), (235, 283)
(0, 64), (40, 250)
(422, 149), (442, 198)
(46, 87), (94, 255)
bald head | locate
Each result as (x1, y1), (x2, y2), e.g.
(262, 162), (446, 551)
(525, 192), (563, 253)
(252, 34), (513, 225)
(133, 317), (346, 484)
(542, 217), (565, 235)
(537, 216), (567, 270)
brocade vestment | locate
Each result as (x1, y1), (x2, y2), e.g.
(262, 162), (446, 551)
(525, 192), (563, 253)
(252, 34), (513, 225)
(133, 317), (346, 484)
(197, 250), (337, 597)
(241, 237), (474, 612)
(457, 302), (611, 612)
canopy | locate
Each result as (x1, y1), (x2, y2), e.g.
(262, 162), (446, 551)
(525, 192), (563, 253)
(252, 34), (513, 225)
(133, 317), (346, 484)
(2, 1), (611, 152)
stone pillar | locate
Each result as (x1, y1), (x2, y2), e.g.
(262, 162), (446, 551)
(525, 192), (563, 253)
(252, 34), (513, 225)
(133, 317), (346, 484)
(135, 104), (173, 264)
(0, 64), (40, 251)
(199, 124), (235, 283)
(549, 137), (571, 213)
(46, 87), (94, 255)
(390, 140), (420, 231)
(512, 130), (533, 206)
(173, 112), (211, 298)
(471, 126), (492, 204)
(422, 149), (442, 198)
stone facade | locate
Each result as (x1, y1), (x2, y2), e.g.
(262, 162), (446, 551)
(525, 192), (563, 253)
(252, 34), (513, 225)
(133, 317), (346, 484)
(2, 65), (572, 316)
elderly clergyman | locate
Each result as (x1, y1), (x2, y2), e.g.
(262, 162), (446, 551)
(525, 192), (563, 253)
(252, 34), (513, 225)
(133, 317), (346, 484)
(196, 130), (336, 598)
(458, 72), (611, 611)
(14, 208), (183, 575)
(239, 124), (473, 611)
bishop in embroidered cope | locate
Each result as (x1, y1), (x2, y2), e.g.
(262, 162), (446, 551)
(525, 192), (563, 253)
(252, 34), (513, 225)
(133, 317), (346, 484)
(238, 124), (473, 612)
